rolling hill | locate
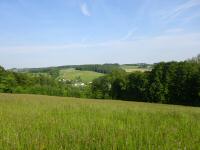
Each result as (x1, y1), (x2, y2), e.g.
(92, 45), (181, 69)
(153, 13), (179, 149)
(58, 68), (104, 83)
(0, 93), (199, 149)
(120, 65), (152, 72)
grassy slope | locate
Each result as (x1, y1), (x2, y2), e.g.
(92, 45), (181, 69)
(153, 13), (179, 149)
(0, 93), (200, 149)
(121, 65), (151, 72)
(58, 68), (104, 82)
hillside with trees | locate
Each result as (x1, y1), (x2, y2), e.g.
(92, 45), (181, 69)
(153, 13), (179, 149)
(91, 60), (200, 106)
(1, 55), (200, 106)
(12, 64), (121, 74)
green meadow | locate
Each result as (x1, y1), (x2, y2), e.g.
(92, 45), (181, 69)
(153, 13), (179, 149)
(120, 65), (151, 73)
(59, 68), (104, 82)
(0, 93), (200, 149)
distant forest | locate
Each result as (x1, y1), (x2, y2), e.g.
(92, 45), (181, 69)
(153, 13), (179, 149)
(11, 63), (152, 74)
(1, 55), (200, 106)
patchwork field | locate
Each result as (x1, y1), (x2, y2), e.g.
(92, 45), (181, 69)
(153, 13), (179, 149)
(121, 65), (151, 72)
(58, 68), (104, 82)
(0, 93), (200, 149)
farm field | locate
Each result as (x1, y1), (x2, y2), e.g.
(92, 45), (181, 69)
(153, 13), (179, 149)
(0, 93), (200, 149)
(58, 68), (104, 82)
(121, 65), (151, 72)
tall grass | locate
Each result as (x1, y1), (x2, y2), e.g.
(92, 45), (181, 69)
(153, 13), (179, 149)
(0, 93), (200, 149)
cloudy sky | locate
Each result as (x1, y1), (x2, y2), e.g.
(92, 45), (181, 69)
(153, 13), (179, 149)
(0, 0), (200, 68)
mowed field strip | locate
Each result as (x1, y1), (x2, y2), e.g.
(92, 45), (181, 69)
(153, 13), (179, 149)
(120, 65), (151, 73)
(0, 93), (200, 149)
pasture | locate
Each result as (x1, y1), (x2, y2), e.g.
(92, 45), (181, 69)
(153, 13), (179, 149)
(0, 93), (200, 149)
(58, 68), (104, 83)
(121, 65), (151, 72)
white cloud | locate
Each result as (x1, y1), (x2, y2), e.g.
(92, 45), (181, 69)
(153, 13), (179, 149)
(176, 0), (200, 14)
(164, 28), (184, 34)
(80, 3), (91, 16)
(121, 28), (138, 41)
(1, 32), (200, 58)
(161, 0), (200, 21)
(1, 32), (200, 68)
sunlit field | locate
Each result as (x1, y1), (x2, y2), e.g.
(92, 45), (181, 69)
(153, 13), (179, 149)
(0, 93), (200, 149)
(120, 65), (151, 72)
(59, 68), (104, 82)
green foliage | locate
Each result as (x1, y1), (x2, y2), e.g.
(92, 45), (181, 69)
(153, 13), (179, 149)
(148, 62), (168, 102)
(91, 76), (111, 99)
(75, 64), (121, 74)
(0, 66), (5, 72)
(91, 58), (200, 106)
(48, 69), (60, 78)
(126, 72), (149, 101)
(0, 68), (68, 96)
(109, 69), (127, 99)
(16, 64), (121, 75)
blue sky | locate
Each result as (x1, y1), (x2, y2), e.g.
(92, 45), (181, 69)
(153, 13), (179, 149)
(0, 0), (200, 68)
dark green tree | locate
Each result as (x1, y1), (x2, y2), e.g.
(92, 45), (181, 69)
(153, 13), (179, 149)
(126, 72), (149, 101)
(91, 76), (111, 99)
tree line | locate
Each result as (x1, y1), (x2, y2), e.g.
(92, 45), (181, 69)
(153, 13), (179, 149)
(13, 64), (121, 75)
(91, 60), (200, 106)
(75, 64), (121, 74)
